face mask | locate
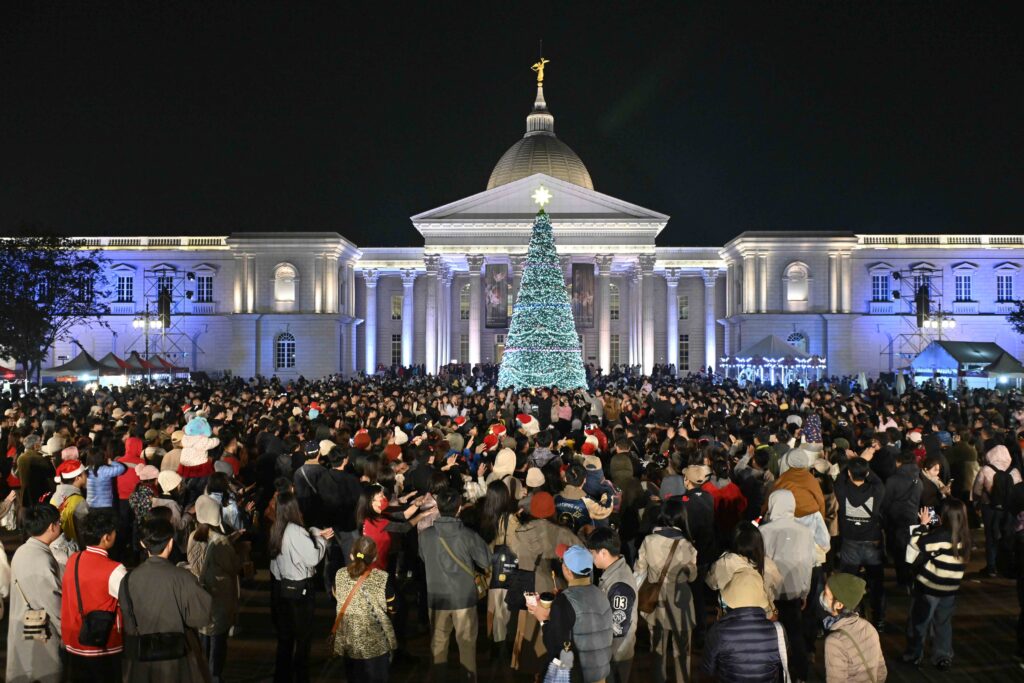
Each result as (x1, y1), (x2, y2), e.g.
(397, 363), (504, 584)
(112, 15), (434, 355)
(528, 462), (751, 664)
(818, 591), (832, 613)
(377, 498), (388, 513)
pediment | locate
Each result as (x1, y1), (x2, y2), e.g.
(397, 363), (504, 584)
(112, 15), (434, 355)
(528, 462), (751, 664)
(411, 174), (668, 226)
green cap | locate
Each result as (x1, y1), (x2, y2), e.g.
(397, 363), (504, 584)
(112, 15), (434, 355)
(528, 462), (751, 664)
(827, 572), (866, 609)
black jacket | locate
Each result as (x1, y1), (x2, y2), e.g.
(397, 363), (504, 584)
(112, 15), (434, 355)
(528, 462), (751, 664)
(883, 463), (922, 527)
(703, 606), (784, 682)
(834, 471), (885, 542)
(319, 468), (362, 532)
(679, 488), (717, 564)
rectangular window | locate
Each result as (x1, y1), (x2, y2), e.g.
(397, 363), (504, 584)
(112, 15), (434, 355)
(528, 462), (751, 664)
(610, 334), (620, 365)
(871, 273), (889, 302)
(507, 289), (514, 319)
(117, 275), (134, 303)
(391, 334), (402, 366)
(391, 294), (403, 321)
(460, 285), (470, 320)
(679, 334), (690, 372)
(609, 284), (620, 321)
(997, 274), (1014, 302)
(157, 274), (174, 297)
(459, 334), (469, 363)
(954, 273), (972, 301)
(678, 295), (689, 320)
(196, 275), (213, 303)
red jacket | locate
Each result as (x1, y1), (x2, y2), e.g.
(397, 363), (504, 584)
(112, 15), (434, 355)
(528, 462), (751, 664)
(116, 437), (145, 501)
(702, 480), (749, 536)
(61, 547), (126, 656)
(362, 517), (391, 570)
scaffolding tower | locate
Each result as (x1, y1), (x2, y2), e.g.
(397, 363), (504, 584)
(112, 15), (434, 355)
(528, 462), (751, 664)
(884, 265), (951, 369)
(125, 268), (204, 368)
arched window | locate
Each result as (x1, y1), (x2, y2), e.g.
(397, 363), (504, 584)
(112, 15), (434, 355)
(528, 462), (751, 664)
(783, 262), (810, 310)
(787, 332), (808, 354)
(460, 283), (471, 320)
(275, 332), (296, 369)
(274, 264), (297, 302)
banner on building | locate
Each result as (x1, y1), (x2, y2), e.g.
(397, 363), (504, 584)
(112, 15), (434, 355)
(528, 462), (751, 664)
(572, 263), (595, 328)
(484, 263), (509, 328)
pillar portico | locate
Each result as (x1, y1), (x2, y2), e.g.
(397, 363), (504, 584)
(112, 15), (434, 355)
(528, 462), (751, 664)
(363, 269), (380, 373)
(400, 269), (416, 366)
(702, 269), (719, 371)
(424, 256), (440, 373)
(664, 269), (681, 373)
(639, 255), (656, 374)
(596, 255), (613, 372)
(467, 254), (485, 365)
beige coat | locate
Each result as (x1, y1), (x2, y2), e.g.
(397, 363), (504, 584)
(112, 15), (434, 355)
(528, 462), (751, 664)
(706, 551), (784, 614)
(6, 538), (63, 683)
(824, 614), (888, 683)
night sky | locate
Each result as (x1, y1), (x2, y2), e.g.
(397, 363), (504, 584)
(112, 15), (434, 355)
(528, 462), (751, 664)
(2, 1), (1021, 247)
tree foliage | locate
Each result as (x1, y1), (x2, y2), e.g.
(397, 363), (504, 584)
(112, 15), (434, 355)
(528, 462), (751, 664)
(1007, 301), (1024, 336)
(0, 233), (110, 379)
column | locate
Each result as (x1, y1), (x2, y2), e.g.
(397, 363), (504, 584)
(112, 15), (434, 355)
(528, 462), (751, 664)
(758, 254), (768, 312)
(703, 269), (719, 371)
(439, 264), (453, 366)
(596, 255), (613, 372)
(348, 322), (359, 377)
(233, 254), (245, 313)
(640, 255), (656, 374)
(400, 269), (416, 366)
(743, 253), (756, 313)
(628, 268), (640, 365)
(664, 269), (681, 373)
(467, 255), (485, 365)
(724, 261), (733, 317)
(313, 254), (325, 313)
(423, 256), (439, 373)
(840, 252), (852, 313)
(828, 253), (839, 313)
(363, 269), (379, 373)
(245, 255), (256, 313)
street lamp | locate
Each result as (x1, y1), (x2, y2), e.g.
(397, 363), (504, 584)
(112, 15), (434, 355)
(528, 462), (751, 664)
(132, 304), (163, 380)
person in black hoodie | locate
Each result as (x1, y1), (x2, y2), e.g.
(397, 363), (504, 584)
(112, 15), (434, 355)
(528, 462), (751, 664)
(319, 446), (363, 591)
(834, 457), (887, 628)
(883, 448), (923, 587)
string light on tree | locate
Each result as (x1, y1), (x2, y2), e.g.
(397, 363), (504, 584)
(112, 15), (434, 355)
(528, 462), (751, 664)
(498, 185), (587, 390)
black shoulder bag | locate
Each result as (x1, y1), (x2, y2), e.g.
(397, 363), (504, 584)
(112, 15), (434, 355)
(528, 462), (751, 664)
(74, 553), (117, 647)
(121, 571), (188, 661)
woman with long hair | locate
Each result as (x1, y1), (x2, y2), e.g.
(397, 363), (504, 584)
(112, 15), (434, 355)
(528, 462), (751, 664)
(331, 535), (397, 682)
(481, 480), (519, 649)
(902, 498), (972, 671)
(635, 498), (699, 683)
(269, 492), (333, 683)
(706, 521), (783, 616)
(85, 446), (126, 510)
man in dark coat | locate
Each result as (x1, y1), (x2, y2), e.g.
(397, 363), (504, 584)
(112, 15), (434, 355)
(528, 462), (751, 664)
(882, 449), (922, 587)
(120, 517), (213, 683)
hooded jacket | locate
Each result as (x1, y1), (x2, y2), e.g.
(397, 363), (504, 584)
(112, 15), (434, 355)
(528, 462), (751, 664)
(972, 444), (1022, 505)
(833, 470), (885, 543)
(762, 467), (825, 519)
(883, 462), (922, 527)
(759, 490), (815, 600)
(824, 614), (887, 683)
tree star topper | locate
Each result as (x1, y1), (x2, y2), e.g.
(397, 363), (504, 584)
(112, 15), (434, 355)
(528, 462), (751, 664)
(531, 185), (552, 208)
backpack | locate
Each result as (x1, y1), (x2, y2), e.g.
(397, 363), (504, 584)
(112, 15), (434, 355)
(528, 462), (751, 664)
(987, 463), (1014, 510)
(54, 492), (85, 545)
(489, 519), (519, 589)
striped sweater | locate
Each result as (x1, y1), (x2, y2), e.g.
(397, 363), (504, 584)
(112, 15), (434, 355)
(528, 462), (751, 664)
(906, 525), (966, 595)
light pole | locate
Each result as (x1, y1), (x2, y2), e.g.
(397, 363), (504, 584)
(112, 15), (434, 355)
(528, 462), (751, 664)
(132, 303), (163, 382)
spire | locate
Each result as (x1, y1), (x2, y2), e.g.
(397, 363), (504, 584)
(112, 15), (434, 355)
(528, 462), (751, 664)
(526, 57), (555, 137)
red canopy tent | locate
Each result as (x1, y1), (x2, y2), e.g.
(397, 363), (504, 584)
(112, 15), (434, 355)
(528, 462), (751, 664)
(97, 352), (131, 376)
(147, 355), (189, 375)
(124, 351), (159, 373)
(0, 365), (18, 380)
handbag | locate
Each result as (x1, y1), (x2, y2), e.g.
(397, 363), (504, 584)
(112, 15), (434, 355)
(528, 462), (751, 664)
(74, 553), (116, 647)
(327, 570), (369, 656)
(121, 573), (188, 661)
(13, 580), (50, 641)
(637, 538), (680, 614)
(438, 535), (488, 601)
(542, 642), (574, 683)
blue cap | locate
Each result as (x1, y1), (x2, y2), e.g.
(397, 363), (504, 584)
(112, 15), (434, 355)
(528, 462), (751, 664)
(557, 544), (593, 575)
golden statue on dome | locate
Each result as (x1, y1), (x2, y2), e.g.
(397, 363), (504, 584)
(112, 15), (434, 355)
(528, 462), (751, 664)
(531, 57), (549, 85)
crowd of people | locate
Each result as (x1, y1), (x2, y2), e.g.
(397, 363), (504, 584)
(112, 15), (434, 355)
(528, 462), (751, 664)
(0, 367), (1022, 683)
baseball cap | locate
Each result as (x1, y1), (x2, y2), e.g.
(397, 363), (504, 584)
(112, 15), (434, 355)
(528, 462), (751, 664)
(556, 544), (593, 576)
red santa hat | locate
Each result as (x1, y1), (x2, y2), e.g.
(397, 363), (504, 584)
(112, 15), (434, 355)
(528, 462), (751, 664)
(581, 441), (598, 456)
(483, 433), (499, 451)
(489, 423), (507, 437)
(54, 460), (85, 483)
(454, 416), (467, 428)
(516, 413), (540, 437)
(353, 429), (371, 451)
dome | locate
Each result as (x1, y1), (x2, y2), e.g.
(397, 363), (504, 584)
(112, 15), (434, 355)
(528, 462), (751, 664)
(486, 85), (594, 191)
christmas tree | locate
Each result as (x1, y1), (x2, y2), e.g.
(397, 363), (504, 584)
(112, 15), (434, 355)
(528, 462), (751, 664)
(498, 187), (587, 391)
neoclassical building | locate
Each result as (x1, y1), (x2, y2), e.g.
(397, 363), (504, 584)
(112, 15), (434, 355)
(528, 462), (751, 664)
(37, 76), (1024, 381)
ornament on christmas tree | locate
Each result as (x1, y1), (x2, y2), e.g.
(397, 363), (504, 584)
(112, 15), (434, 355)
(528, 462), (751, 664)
(498, 187), (587, 391)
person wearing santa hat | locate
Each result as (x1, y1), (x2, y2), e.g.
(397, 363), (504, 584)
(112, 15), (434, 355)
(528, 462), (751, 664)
(52, 459), (89, 549)
(516, 413), (540, 438)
